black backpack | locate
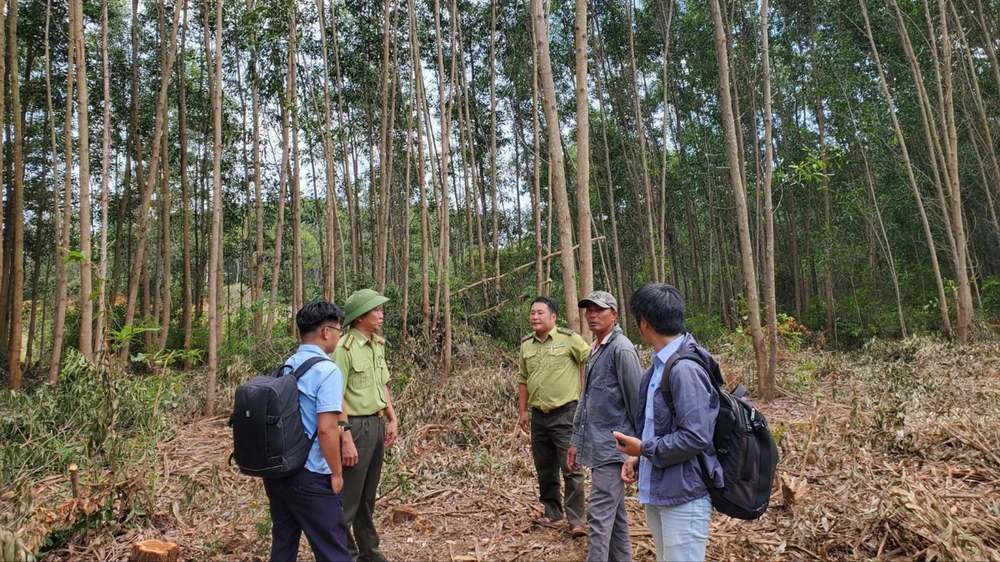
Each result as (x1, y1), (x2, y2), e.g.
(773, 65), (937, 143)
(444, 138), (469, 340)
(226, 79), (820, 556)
(229, 357), (329, 478)
(662, 351), (778, 520)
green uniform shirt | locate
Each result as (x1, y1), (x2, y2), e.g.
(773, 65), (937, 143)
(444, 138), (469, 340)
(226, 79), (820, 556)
(517, 326), (591, 411)
(333, 327), (389, 416)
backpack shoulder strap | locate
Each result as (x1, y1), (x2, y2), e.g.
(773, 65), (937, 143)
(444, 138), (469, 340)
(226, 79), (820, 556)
(660, 352), (714, 421)
(292, 357), (331, 380)
(274, 357), (331, 379)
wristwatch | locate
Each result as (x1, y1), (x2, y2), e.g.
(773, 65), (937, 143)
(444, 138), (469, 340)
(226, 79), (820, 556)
(338, 421), (353, 431)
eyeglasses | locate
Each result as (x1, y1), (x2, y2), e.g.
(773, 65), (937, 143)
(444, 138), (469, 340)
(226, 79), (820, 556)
(323, 325), (347, 336)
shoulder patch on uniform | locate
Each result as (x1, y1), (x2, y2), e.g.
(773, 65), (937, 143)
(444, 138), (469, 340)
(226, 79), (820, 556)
(343, 334), (356, 350)
(557, 327), (575, 336)
(521, 333), (533, 343)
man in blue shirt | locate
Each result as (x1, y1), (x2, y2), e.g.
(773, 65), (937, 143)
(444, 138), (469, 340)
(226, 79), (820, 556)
(263, 301), (352, 562)
(614, 284), (723, 562)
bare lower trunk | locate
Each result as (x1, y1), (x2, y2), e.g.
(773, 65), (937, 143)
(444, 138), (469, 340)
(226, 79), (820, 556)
(205, 0), (224, 417)
(531, 0), (581, 332)
(760, 0), (777, 398)
(575, 0), (592, 336)
(95, 0), (113, 352)
(8, 0), (24, 388)
(709, 0), (767, 387)
(938, 0), (974, 343)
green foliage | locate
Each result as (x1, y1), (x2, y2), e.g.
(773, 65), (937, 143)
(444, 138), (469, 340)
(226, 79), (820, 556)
(0, 350), (180, 487)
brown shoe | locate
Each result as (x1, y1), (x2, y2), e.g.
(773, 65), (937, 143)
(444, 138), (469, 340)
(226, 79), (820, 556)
(571, 526), (587, 538)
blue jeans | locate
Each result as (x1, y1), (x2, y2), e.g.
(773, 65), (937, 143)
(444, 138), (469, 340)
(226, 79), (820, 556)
(644, 496), (712, 562)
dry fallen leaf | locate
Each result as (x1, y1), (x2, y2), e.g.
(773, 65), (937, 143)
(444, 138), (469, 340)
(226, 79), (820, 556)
(779, 472), (809, 507)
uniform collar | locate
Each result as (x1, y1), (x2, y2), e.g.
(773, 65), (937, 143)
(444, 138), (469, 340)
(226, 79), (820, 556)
(348, 327), (384, 346)
(533, 326), (558, 343)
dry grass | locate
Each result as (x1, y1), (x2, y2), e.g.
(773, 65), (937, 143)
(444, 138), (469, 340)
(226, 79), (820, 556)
(23, 333), (1000, 561)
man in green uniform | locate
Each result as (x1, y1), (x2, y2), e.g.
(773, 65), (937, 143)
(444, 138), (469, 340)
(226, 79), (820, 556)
(333, 289), (399, 562)
(517, 296), (591, 538)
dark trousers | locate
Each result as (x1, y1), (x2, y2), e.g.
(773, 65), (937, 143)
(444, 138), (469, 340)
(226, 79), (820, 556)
(343, 415), (386, 562)
(263, 469), (352, 562)
(530, 405), (586, 527)
(587, 463), (632, 562)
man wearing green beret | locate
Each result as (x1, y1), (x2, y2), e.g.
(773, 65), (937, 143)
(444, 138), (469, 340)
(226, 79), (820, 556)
(333, 289), (398, 562)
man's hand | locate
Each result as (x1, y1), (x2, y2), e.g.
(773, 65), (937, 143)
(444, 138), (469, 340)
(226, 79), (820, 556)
(331, 473), (344, 495)
(385, 418), (399, 447)
(621, 456), (639, 484)
(567, 445), (580, 472)
(613, 431), (642, 457)
(517, 411), (530, 434)
(341, 434), (359, 467)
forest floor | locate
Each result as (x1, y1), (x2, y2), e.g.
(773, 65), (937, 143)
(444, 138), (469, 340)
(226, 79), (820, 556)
(25, 332), (1000, 561)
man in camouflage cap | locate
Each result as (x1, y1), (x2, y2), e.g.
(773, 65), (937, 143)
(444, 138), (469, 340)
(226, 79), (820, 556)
(517, 296), (591, 538)
(568, 291), (642, 561)
(333, 289), (398, 562)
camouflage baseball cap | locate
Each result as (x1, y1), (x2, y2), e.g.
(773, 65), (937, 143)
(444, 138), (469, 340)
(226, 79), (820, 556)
(578, 290), (618, 311)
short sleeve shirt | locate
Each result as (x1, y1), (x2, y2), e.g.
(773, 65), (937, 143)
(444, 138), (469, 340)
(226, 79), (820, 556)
(332, 328), (390, 416)
(284, 344), (344, 474)
(517, 327), (590, 411)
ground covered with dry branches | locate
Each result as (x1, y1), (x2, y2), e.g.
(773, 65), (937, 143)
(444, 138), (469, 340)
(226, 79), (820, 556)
(13, 334), (1000, 561)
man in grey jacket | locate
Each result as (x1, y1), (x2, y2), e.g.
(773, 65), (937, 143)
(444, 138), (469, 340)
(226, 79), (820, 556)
(567, 291), (642, 562)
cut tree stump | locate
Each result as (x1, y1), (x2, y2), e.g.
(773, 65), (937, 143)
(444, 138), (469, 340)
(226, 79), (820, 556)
(129, 540), (179, 562)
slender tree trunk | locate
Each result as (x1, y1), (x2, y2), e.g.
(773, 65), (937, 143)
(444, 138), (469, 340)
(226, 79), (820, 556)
(434, 0), (453, 376)
(860, 0), (950, 339)
(889, 0), (954, 336)
(531, 0), (580, 332)
(401, 83), (414, 345)
(659, 0), (675, 284)
(592, 22), (627, 330)
(7, 0), (24, 388)
(289, 3), (304, 318)
(760, 0), (777, 398)
(123, 0), (182, 360)
(938, 0), (974, 343)
(179, 2), (192, 365)
(206, 0), (224, 417)
(331, 4), (357, 290)
(157, 0), (172, 351)
(709, 0), (767, 386)
(406, 0), (430, 336)
(489, 0), (501, 297)
(375, 0), (393, 293)
(530, 17), (543, 296)
(624, 0), (658, 280)
(574, 0), (592, 335)
(807, 1), (834, 338)
(50, 0), (71, 383)
(250, 2), (264, 321)
(95, 0), (113, 352)
(0, 0), (5, 361)
(71, 0), (94, 361)
(266, 56), (292, 340)
(317, 0), (343, 303)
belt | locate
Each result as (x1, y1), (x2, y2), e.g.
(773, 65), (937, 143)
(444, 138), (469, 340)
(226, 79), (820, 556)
(533, 400), (578, 416)
(351, 409), (387, 419)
